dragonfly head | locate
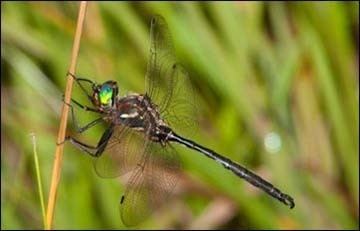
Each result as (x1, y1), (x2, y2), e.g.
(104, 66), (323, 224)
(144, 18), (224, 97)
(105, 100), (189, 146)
(92, 80), (118, 109)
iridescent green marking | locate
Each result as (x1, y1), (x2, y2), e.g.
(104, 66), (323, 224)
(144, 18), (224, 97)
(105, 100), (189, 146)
(99, 85), (113, 105)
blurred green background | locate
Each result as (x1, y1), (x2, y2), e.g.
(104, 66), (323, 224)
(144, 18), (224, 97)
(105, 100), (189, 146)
(1, 1), (359, 229)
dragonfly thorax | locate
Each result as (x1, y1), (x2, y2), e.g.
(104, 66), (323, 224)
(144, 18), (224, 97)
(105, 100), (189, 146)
(109, 93), (170, 142)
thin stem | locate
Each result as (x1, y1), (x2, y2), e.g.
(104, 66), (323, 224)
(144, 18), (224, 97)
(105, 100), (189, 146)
(45, 2), (88, 229)
(30, 133), (46, 229)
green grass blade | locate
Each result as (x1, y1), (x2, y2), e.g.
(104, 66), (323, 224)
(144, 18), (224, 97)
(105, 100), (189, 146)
(30, 133), (46, 229)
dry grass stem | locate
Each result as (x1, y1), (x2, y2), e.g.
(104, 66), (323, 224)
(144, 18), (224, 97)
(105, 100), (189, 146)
(45, 2), (88, 229)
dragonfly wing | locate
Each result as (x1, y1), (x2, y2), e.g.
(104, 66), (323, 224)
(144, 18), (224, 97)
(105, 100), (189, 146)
(119, 142), (180, 226)
(145, 15), (177, 113)
(161, 63), (198, 138)
(145, 15), (198, 137)
(93, 125), (146, 178)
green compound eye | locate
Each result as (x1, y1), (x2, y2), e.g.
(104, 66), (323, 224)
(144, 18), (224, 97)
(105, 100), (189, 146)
(99, 84), (113, 105)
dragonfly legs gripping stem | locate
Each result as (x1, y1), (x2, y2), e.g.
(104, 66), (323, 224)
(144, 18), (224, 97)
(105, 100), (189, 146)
(63, 125), (114, 158)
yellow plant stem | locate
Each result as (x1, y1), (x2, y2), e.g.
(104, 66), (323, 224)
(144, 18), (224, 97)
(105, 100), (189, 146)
(45, 2), (88, 229)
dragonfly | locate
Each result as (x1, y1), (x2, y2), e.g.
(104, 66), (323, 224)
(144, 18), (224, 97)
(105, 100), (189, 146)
(63, 15), (295, 226)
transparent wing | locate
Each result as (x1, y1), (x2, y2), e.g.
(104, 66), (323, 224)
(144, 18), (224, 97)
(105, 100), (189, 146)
(93, 125), (146, 178)
(119, 142), (180, 226)
(161, 64), (198, 138)
(145, 14), (177, 113)
(145, 15), (198, 137)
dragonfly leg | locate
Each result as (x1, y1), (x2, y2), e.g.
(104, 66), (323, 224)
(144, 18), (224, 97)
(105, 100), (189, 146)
(65, 136), (101, 157)
(67, 72), (97, 100)
(64, 96), (100, 113)
(73, 117), (103, 134)
(67, 72), (96, 84)
(64, 125), (114, 157)
(62, 100), (103, 133)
